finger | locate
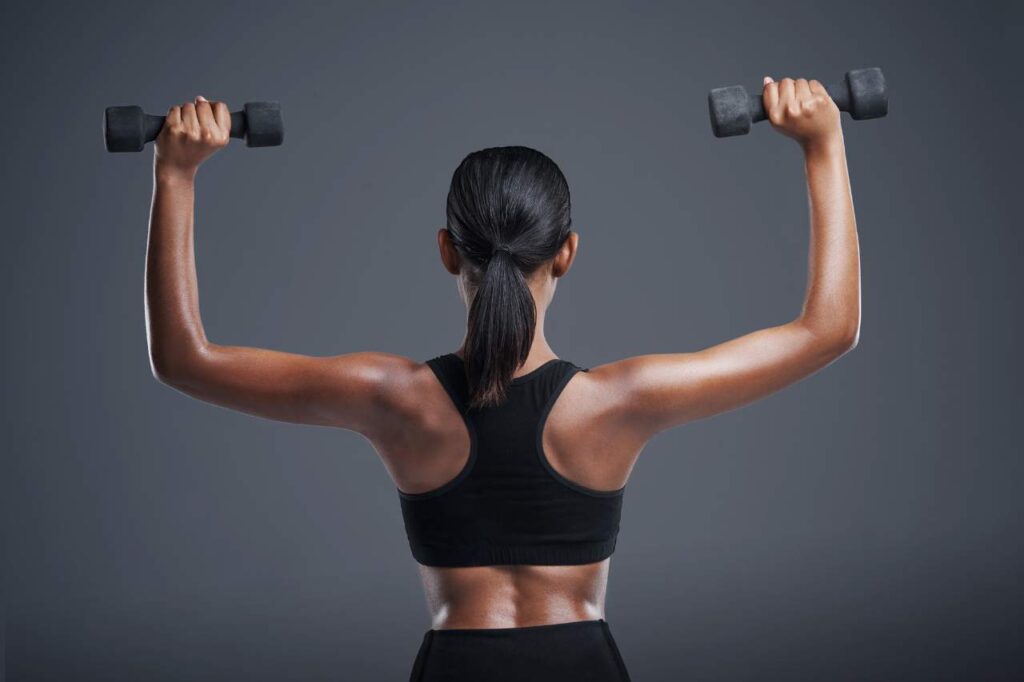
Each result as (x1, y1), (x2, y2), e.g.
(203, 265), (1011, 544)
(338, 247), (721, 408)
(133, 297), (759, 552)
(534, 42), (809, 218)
(212, 101), (231, 136)
(779, 78), (796, 114)
(762, 76), (779, 116)
(181, 102), (199, 132)
(806, 78), (831, 105)
(165, 105), (181, 128)
(795, 78), (811, 102)
(195, 96), (216, 132)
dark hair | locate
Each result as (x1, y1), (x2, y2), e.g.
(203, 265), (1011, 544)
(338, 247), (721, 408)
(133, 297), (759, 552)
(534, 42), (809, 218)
(445, 145), (572, 410)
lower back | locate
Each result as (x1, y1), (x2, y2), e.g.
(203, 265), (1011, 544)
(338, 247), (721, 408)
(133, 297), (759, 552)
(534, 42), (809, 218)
(417, 559), (611, 629)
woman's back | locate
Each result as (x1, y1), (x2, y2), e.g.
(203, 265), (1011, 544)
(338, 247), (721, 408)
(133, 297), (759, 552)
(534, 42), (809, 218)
(385, 352), (638, 629)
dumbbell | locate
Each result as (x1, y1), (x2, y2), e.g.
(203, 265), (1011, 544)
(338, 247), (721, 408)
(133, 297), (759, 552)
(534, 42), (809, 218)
(104, 101), (284, 152)
(708, 67), (887, 138)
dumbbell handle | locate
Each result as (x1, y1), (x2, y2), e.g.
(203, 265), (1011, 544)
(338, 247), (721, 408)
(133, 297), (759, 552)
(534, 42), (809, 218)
(134, 110), (255, 145)
(746, 79), (855, 124)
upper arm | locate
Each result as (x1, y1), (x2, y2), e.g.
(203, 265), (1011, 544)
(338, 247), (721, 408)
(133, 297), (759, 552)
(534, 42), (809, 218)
(590, 320), (856, 441)
(154, 344), (422, 433)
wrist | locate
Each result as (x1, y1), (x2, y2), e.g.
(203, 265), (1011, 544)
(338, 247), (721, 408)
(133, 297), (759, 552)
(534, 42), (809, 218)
(801, 130), (845, 161)
(154, 161), (197, 186)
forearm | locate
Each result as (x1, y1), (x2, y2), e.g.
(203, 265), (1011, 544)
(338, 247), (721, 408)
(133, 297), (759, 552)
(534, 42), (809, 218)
(145, 166), (209, 379)
(795, 134), (861, 347)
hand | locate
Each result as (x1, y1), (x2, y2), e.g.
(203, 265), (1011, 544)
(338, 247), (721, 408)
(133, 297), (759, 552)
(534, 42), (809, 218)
(761, 77), (841, 153)
(154, 95), (231, 179)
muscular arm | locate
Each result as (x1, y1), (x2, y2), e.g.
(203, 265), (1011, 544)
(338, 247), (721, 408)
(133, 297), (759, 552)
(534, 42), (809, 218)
(594, 76), (861, 440)
(145, 96), (415, 432)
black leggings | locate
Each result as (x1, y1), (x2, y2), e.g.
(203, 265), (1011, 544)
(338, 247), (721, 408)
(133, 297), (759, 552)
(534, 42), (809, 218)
(409, 618), (631, 681)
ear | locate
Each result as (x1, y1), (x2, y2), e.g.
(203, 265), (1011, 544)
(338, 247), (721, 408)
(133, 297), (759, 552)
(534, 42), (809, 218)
(551, 231), (579, 278)
(437, 228), (461, 275)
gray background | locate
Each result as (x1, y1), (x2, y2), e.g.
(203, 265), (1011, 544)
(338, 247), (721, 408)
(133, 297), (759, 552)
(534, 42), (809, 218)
(3, 1), (1021, 680)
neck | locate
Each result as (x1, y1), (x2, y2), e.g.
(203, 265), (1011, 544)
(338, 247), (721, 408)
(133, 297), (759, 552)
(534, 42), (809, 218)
(457, 309), (558, 367)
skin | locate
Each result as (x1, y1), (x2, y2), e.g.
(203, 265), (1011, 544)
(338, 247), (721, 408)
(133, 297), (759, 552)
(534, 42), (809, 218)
(146, 78), (859, 630)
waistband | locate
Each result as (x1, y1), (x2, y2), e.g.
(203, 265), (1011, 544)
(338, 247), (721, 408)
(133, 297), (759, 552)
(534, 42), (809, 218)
(429, 618), (608, 636)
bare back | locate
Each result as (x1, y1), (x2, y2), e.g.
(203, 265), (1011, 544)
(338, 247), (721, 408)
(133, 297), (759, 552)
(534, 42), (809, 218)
(373, 358), (643, 629)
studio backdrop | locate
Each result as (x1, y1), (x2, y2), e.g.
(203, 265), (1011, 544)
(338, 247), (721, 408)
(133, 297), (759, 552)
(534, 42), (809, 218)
(3, 1), (1021, 680)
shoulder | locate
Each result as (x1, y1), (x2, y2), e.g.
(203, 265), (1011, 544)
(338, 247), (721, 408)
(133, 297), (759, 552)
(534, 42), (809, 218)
(541, 358), (650, 489)
(312, 351), (425, 397)
(355, 352), (456, 431)
(561, 357), (636, 405)
(298, 351), (437, 433)
(552, 356), (661, 440)
(550, 358), (637, 426)
(339, 351), (438, 408)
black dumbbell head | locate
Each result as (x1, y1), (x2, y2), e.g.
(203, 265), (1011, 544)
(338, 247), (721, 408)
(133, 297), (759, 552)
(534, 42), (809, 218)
(105, 105), (146, 152)
(708, 85), (752, 138)
(243, 102), (284, 147)
(845, 68), (888, 120)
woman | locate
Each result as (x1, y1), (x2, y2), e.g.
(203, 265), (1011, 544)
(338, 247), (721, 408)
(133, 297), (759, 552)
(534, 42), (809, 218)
(146, 76), (860, 681)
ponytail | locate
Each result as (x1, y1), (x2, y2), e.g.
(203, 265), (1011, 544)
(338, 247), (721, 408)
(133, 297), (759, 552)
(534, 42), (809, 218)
(464, 247), (537, 409)
(445, 146), (572, 409)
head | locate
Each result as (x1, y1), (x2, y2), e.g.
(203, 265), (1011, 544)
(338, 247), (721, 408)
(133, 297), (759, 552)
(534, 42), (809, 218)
(438, 145), (578, 410)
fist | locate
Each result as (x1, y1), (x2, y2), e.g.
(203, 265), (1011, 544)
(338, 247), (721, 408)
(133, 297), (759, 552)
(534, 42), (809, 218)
(761, 77), (840, 149)
(154, 96), (231, 174)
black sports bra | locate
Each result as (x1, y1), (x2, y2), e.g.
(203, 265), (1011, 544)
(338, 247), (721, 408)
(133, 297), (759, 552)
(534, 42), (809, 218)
(398, 353), (625, 567)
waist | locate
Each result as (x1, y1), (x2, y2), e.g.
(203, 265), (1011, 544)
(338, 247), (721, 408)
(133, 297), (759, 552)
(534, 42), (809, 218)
(417, 559), (610, 630)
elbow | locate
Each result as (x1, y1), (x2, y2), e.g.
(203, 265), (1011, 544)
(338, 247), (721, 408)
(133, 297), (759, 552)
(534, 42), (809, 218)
(824, 321), (860, 357)
(798, 317), (860, 358)
(148, 344), (207, 388)
(835, 326), (860, 354)
(149, 352), (186, 388)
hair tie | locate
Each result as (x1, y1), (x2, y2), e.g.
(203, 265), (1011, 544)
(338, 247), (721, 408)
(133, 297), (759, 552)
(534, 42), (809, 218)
(490, 244), (513, 258)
